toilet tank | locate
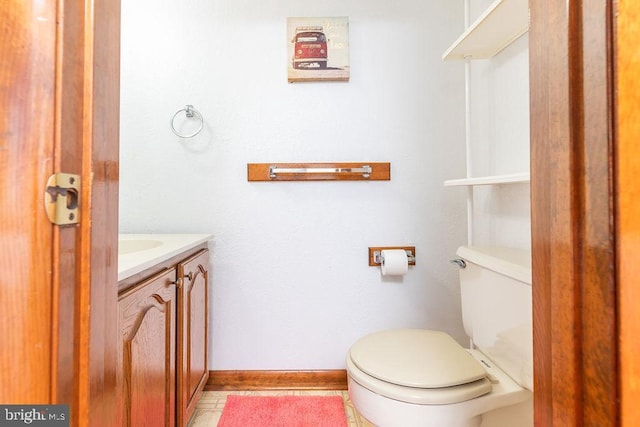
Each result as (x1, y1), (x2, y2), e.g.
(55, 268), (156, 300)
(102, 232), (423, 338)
(456, 246), (533, 391)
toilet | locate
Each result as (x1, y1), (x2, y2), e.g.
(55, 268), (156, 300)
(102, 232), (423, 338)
(346, 246), (533, 427)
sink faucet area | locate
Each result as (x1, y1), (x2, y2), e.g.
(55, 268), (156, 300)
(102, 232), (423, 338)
(118, 234), (213, 281)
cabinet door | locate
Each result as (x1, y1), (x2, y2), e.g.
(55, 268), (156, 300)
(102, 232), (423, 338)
(117, 269), (177, 427)
(177, 249), (209, 425)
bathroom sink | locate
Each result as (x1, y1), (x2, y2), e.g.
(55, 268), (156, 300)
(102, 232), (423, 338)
(118, 239), (163, 255)
(117, 233), (213, 281)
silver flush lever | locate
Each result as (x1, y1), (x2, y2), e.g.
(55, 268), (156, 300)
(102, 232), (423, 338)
(450, 258), (466, 268)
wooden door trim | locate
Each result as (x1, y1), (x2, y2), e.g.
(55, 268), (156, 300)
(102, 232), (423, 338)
(530, 0), (618, 425)
(83, 0), (121, 426)
(53, 0), (89, 416)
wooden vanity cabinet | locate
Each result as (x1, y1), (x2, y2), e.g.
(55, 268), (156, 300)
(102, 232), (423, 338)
(117, 246), (209, 427)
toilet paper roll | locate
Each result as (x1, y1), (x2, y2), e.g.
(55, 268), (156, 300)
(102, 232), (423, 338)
(380, 249), (409, 276)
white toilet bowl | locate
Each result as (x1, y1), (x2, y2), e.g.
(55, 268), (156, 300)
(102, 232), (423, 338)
(346, 329), (531, 427)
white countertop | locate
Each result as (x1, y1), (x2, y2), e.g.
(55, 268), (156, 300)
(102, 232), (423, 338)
(118, 233), (213, 281)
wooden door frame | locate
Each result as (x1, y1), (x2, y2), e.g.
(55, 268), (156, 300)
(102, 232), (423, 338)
(80, 0), (120, 425)
(529, 0), (626, 425)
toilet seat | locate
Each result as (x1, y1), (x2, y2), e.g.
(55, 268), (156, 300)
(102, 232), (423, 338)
(347, 329), (493, 405)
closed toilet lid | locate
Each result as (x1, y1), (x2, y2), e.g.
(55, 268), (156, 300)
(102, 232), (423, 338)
(349, 329), (487, 388)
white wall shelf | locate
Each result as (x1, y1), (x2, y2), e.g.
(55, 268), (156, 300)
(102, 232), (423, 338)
(444, 172), (530, 187)
(442, 0), (529, 61)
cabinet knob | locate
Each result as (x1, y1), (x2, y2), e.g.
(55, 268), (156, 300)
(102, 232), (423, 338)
(171, 278), (183, 289)
(184, 272), (194, 282)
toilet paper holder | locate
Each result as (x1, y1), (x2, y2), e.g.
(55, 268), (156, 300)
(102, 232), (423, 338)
(368, 246), (416, 266)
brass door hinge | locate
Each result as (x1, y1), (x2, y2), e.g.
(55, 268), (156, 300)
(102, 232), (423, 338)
(44, 173), (80, 225)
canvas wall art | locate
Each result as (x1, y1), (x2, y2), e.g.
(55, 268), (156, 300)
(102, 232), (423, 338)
(287, 17), (350, 83)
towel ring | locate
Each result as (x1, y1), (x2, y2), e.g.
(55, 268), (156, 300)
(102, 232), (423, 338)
(170, 105), (203, 138)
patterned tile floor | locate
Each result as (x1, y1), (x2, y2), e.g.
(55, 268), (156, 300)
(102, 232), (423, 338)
(187, 390), (375, 427)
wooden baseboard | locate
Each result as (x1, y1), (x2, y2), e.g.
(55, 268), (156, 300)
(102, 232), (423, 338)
(205, 370), (348, 391)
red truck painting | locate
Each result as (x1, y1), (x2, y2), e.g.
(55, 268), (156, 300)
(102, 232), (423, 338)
(291, 26), (328, 69)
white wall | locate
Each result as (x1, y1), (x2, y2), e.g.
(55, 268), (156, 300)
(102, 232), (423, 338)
(119, 0), (468, 370)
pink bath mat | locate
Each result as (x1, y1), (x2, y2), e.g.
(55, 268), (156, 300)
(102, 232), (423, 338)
(217, 395), (347, 427)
